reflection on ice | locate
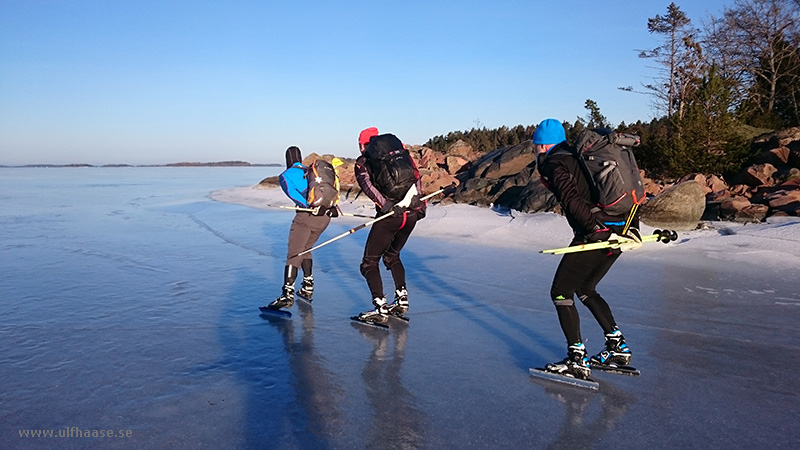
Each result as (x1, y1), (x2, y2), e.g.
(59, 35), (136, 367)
(1, 168), (799, 449)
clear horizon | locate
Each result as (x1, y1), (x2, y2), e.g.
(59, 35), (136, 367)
(1, 1), (732, 166)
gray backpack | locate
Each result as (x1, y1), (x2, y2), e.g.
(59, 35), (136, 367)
(573, 129), (645, 217)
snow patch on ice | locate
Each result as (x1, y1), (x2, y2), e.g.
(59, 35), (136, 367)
(211, 186), (800, 270)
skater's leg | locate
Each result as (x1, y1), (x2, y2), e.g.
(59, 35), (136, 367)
(299, 259), (314, 300)
(286, 214), (314, 268)
(382, 211), (418, 290)
(300, 259), (313, 277)
(265, 265), (298, 310)
(571, 250), (632, 365)
(360, 216), (402, 299)
(576, 249), (621, 334)
(550, 249), (595, 345)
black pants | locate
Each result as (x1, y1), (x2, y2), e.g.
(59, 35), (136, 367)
(550, 241), (621, 346)
(360, 210), (419, 299)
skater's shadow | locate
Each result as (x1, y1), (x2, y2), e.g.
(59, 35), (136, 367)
(400, 238), (557, 368)
(352, 322), (428, 448)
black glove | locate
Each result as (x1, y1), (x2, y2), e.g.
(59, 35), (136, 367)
(325, 206), (340, 218)
(587, 225), (612, 243)
(413, 200), (427, 220)
(442, 183), (457, 198)
(379, 201), (395, 214)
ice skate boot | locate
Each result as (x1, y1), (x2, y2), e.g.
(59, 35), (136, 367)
(267, 284), (294, 310)
(544, 343), (592, 380)
(388, 287), (409, 315)
(590, 329), (632, 366)
(356, 297), (390, 325)
(298, 275), (314, 301)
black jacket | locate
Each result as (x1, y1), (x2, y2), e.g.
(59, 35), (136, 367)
(538, 142), (612, 239)
(355, 153), (425, 216)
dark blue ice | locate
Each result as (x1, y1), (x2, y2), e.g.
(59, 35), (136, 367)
(1, 167), (798, 449)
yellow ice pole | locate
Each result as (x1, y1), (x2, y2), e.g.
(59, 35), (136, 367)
(541, 230), (678, 255)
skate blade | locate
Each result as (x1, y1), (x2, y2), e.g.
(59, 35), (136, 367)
(590, 363), (641, 376)
(259, 306), (292, 318)
(296, 293), (313, 304)
(388, 312), (409, 322)
(350, 315), (389, 329)
(529, 368), (599, 390)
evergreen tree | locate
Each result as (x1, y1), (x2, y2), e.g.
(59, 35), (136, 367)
(583, 99), (609, 129)
(424, 124), (536, 154)
(638, 3), (703, 119)
(673, 65), (750, 176)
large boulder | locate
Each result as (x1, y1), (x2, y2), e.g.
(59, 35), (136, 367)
(445, 155), (469, 174)
(488, 166), (538, 205)
(736, 163), (778, 187)
(640, 180), (706, 230)
(507, 178), (557, 213)
(469, 141), (537, 179)
(452, 142), (538, 206)
(454, 177), (498, 205)
(448, 140), (474, 157)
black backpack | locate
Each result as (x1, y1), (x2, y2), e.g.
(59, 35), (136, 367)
(364, 133), (419, 202)
(573, 129), (645, 217)
(306, 159), (339, 209)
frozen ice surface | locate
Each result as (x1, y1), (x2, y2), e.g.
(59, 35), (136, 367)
(2, 167), (799, 449)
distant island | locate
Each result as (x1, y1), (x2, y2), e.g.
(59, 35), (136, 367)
(1, 161), (282, 168)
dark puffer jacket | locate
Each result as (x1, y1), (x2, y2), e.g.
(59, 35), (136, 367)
(538, 142), (628, 240)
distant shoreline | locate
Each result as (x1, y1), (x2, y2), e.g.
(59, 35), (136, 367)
(0, 161), (282, 168)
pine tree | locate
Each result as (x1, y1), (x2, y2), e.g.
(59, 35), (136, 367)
(638, 3), (703, 119)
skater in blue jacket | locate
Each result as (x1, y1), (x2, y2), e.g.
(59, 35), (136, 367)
(263, 146), (340, 311)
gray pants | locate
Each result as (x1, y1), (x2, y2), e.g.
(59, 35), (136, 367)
(286, 211), (331, 268)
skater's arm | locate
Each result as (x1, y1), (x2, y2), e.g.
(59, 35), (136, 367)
(547, 157), (602, 236)
(354, 156), (388, 210)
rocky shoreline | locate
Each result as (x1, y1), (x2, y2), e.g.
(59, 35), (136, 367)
(258, 128), (800, 231)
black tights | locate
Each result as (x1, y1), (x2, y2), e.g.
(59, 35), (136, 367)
(550, 244), (621, 345)
(360, 211), (419, 299)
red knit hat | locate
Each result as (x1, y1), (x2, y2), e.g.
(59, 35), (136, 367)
(358, 127), (379, 146)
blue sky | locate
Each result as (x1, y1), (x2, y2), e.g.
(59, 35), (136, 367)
(1, 0), (733, 165)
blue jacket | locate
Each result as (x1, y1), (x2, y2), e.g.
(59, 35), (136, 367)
(279, 162), (309, 207)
